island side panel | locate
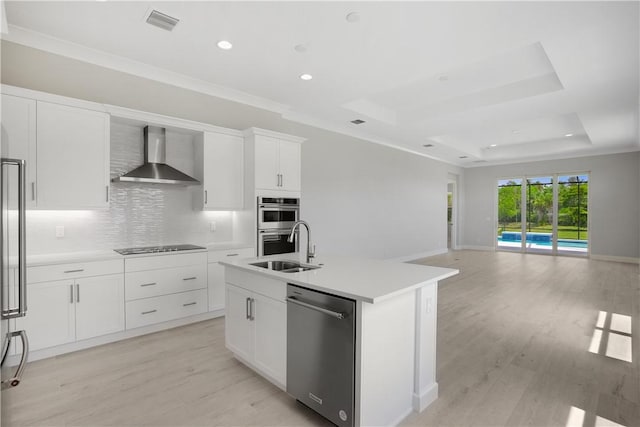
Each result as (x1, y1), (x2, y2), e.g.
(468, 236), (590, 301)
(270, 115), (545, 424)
(356, 291), (416, 427)
(413, 281), (439, 411)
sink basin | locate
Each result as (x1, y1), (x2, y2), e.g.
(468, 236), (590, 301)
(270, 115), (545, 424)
(250, 260), (321, 273)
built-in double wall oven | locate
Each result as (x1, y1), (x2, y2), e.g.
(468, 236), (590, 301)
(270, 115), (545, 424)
(257, 196), (300, 256)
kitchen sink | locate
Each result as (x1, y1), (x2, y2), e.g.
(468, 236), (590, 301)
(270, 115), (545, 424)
(250, 260), (321, 273)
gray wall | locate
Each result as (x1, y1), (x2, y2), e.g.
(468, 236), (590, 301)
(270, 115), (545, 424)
(1, 41), (459, 260)
(462, 152), (640, 261)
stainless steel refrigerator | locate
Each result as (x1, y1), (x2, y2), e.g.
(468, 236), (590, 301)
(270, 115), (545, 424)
(0, 154), (29, 424)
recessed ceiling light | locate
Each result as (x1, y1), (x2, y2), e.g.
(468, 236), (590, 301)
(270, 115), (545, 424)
(346, 12), (360, 23)
(565, 133), (574, 137)
(299, 74), (313, 81)
(489, 144), (497, 147)
(512, 130), (520, 134)
(351, 119), (366, 125)
(217, 40), (233, 50)
(423, 144), (434, 148)
(459, 156), (468, 159)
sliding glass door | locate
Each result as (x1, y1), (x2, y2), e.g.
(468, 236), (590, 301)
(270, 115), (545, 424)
(525, 177), (554, 254)
(557, 175), (589, 255)
(496, 173), (589, 256)
(497, 179), (523, 252)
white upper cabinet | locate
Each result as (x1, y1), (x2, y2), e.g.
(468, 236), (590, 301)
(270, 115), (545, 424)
(277, 140), (301, 192)
(1, 87), (111, 210)
(1, 94), (37, 207)
(246, 128), (304, 195)
(254, 135), (280, 190)
(195, 131), (244, 210)
(36, 101), (110, 209)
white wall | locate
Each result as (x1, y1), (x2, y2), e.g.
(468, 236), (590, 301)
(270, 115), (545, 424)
(462, 152), (640, 261)
(2, 41), (459, 259)
(301, 128), (454, 259)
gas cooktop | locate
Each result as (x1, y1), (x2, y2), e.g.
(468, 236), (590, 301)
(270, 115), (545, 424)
(114, 244), (206, 256)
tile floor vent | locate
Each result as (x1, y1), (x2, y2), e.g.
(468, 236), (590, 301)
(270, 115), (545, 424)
(350, 119), (366, 125)
(146, 10), (180, 31)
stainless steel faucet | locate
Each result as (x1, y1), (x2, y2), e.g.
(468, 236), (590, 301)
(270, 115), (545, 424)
(288, 220), (315, 263)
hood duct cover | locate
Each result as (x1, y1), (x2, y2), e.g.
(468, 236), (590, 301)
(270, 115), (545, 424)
(112, 126), (199, 185)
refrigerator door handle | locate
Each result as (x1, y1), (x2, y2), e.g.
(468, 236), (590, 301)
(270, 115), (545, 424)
(0, 330), (29, 389)
(1, 158), (28, 319)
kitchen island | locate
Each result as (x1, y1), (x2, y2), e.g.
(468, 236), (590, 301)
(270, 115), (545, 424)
(221, 253), (458, 427)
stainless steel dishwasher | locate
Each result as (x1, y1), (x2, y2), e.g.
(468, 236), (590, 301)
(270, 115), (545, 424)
(286, 284), (356, 427)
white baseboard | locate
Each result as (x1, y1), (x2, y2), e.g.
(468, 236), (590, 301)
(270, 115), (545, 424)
(412, 382), (439, 412)
(7, 310), (224, 366)
(391, 248), (449, 263)
(459, 245), (496, 251)
(591, 254), (640, 264)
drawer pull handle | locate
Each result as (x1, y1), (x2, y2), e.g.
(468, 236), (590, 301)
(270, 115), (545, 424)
(140, 282), (157, 287)
(182, 277), (197, 281)
(141, 310), (157, 315)
(226, 253), (239, 257)
(183, 302), (197, 307)
(64, 269), (84, 274)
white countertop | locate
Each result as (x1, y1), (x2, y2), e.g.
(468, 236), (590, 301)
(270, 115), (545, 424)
(206, 242), (254, 251)
(25, 250), (124, 267)
(19, 242), (253, 268)
(220, 253), (459, 303)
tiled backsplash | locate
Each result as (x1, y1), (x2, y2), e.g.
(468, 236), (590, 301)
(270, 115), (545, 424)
(26, 122), (238, 254)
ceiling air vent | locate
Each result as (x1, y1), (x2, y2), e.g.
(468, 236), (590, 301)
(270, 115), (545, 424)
(423, 144), (434, 148)
(350, 119), (366, 125)
(146, 10), (180, 31)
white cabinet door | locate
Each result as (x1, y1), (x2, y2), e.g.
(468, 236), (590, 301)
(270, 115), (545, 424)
(208, 262), (225, 312)
(225, 284), (254, 362)
(15, 280), (76, 351)
(208, 248), (254, 312)
(253, 293), (287, 386)
(278, 140), (301, 192)
(202, 132), (244, 210)
(36, 101), (110, 209)
(1, 94), (37, 207)
(254, 135), (280, 191)
(75, 274), (125, 341)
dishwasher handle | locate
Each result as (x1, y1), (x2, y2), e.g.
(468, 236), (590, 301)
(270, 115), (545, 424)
(286, 296), (345, 320)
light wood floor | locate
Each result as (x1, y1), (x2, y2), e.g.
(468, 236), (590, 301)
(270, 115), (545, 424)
(5, 250), (640, 426)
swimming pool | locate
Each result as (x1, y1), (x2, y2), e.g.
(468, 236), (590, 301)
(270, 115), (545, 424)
(497, 236), (588, 249)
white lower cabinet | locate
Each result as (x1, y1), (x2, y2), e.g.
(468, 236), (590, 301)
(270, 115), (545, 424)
(126, 289), (207, 329)
(124, 252), (208, 330)
(15, 273), (124, 351)
(208, 247), (254, 312)
(225, 281), (286, 388)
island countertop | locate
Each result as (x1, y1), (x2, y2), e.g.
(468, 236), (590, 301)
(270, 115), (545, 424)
(220, 252), (459, 303)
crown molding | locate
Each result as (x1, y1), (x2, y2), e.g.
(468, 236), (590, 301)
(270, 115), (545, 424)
(2, 24), (291, 114)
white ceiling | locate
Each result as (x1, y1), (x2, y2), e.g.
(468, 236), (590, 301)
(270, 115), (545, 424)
(3, 1), (639, 167)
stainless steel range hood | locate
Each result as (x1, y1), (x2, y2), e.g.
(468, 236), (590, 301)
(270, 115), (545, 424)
(112, 126), (199, 185)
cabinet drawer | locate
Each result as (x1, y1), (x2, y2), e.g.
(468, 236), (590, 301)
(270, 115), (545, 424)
(225, 268), (286, 302)
(125, 264), (206, 301)
(125, 252), (207, 273)
(208, 247), (254, 263)
(28, 259), (124, 283)
(125, 289), (207, 330)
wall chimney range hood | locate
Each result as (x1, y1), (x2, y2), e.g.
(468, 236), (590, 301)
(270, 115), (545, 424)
(112, 126), (199, 185)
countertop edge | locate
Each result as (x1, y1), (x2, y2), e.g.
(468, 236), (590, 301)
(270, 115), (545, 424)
(221, 259), (459, 304)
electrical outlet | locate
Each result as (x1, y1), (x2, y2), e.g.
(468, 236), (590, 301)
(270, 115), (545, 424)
(209, 221), (216, 232)
(55, 226), (65, 238)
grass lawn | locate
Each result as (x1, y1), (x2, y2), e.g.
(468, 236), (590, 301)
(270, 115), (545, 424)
(498, 224), (588, 240)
